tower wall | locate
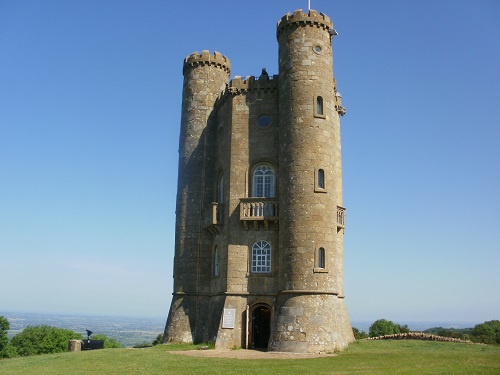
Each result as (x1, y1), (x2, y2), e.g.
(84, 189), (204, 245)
(269, 9), (354, 353)
(164, 10), (353, 353)
(164, 51), (230, 343)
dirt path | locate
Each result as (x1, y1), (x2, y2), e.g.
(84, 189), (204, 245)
(166, 349), (336, 359)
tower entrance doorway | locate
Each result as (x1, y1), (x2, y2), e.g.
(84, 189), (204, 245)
(251, 304), (271, 349)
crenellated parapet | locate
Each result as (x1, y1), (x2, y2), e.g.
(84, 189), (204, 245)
(183, 50), (231, 76)
(228, 74), (278, 95)
(277, 9), (332, 38)
(214, 73), (278, 110)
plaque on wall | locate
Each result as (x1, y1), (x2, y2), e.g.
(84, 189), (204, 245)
(222, 308), (236, 329)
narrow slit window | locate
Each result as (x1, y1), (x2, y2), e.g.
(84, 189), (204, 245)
(318, 247), (325, 269)
(316, 96), (324, 116)
(318, 169), (325, 189)
(217, 173), (224, 203)
(214, 246), (220, 276)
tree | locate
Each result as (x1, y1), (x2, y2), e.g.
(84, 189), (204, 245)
(396, 323), (410, 334)
(352, 327), (368, 340)
(10, 325), (82, 356)
(369, 319), (405, 337)
(471, 320), (500, 344)
(152, 333), (164, 346)
(0, 316), (11, 358)
(90, 334), (122, 348)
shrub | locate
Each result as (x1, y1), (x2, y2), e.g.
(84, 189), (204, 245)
(369, 319), (408, 337)
(10, 325), (82, 356)
(152, 333), (164, 346)
(352, 327), (368, 340)
(0, 316), (9, 357)
(471, 320), (500, 344)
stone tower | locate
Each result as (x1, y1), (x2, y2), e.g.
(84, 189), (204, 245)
(164, 9), (354, 353)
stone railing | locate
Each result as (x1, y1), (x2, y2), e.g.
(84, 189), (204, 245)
(203, 202), (224, 235)
(337, 206), (345, 230)
(240, 198), (278, 230)
(366, 332), (471, 343)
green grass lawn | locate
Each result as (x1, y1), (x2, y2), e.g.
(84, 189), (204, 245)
(1, 340), (499, 375)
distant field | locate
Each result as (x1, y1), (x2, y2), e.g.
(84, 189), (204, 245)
(1, 312), (164, 347)
(1, 340), (499, 374)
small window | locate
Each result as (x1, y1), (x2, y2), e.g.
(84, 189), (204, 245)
(257, 115), (271, 128)
(318, 247), (325, 269)
(318, 169), (325, 189)
(251, 240), (271, 273)
(316, 96), (324, 116)
(252, 164), (275, 198)
(217, 173), (224, 203)
(214, 246), (220, 277)
(315, 168), (327, 193)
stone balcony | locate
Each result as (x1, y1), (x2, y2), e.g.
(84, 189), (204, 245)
(337, 206), (345, 230)
(203, 202), (224, 235)
(240, 198), (279, 230)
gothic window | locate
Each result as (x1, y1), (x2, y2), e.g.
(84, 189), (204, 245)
(214, 246), (220, 277)
(251, 240), (271, 273)
(316, 96), (324, 116)
(252, 165), (275, 198)
(318, 247), (325, 269)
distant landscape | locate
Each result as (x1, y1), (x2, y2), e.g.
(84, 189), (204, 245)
(1, 311), (164, 348)
(1, 311), (480, 348)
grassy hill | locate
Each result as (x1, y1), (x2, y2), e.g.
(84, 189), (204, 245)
(1, 340), (499, 374)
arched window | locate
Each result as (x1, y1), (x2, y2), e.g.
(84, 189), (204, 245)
(217, 173), (224, 203)
(318, 247), (325, 269)
(214, 246), (220, 277)
(318, 169), (325, 189)
(252, 165), (275, 198)
(251, 240), (271, 273)
(316, 96), (324, 116)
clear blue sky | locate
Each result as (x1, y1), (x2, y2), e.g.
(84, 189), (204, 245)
(1, 1), (498, 324)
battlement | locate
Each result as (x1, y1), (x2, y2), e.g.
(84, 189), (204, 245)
(214, 74), (278, 111)
(277, 9), (332, 38)
(183, 50), (231, 75)
(228, 74), (278, 94)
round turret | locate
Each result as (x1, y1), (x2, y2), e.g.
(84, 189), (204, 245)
(183, 50), (231, 76)
(165, 50), (230, 344)
(276, 9), (333, 38)
(269, 9), (353, 353)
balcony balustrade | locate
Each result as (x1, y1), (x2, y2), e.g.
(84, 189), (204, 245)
(240, 198), (278, 230)
(203, 202), (224, 235)
(337, 206), (345, 230)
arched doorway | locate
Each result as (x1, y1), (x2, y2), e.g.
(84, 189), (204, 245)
(251, 304), (271, 349)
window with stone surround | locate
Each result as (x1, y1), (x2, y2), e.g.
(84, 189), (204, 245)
(314, 246), (328, 273)
(318, 169), (325, 189)
(251, 240), (272, 273)
(315, 96), (325, 118)
(315, 168), (327, 192)
(252, 164), (275, 198)
(318, 247), (325, 269)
